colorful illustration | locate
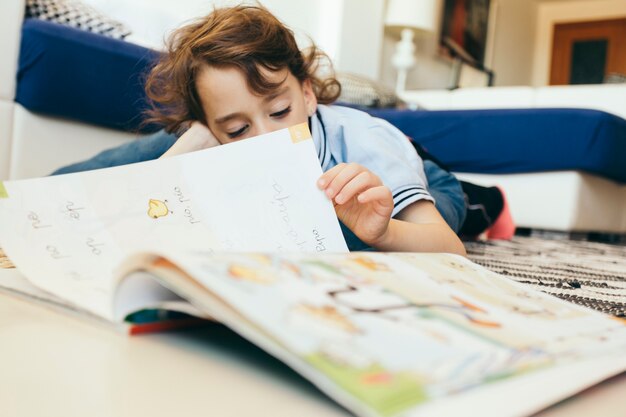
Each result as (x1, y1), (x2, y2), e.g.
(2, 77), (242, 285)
(307, 352), (427, 417)
(228, 263), (277, 284)
(189, 251), (626, 416)
(292, 304), (361, 335)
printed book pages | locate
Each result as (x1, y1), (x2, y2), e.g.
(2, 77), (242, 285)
(1, 125), (625, 417)
(114, 249), (626, 417)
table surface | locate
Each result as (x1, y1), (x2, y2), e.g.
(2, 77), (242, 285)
(1, 289), (625, 417)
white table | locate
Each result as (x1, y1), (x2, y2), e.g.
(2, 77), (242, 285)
(1, 289), (624, 417)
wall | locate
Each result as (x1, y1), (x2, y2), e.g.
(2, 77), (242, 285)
(81, 0), (385, 80)
(532, 0), (626, 86)
(489, 0), (536, 86)
(334, 0), (386, 80)
(269, 0), (385, 79)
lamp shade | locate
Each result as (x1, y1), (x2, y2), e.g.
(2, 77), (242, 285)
(385, 0), (439, 33)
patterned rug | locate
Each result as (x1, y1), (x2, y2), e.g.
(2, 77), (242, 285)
(466, 236), (626, 317)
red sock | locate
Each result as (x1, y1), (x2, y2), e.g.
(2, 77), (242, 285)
(486, 187), (516, 240)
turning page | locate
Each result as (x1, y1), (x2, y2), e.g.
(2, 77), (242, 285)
(131, 250), (626, 417)
(0, 124), (347, 319)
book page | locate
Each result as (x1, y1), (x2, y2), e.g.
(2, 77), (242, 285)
(144, 250), (626, 417)
(0, 124), (347, 320)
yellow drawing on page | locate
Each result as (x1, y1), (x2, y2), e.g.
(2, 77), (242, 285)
(229, 264), (277, 284)
(294, 304), (361, 335)
(148, 199), (170, 219)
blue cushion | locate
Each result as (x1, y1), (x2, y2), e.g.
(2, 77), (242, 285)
(16, 19), (161, 132)
(369, 108), (626, 184)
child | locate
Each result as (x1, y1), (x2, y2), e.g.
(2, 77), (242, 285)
(55, 5), (468, 255)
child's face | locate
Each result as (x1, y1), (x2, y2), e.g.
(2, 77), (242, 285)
(196, 65), (317, 144)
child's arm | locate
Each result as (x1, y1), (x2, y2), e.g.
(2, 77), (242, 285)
(160, 122), (220, 158)
(318, 163), (466, 256)
(388, 200), (467, 256)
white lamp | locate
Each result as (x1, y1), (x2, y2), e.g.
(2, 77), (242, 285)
(385, 0), (439, 94)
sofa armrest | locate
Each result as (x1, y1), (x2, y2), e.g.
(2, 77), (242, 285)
(0, 0), (25, 101)
(10, 104), (137, 179)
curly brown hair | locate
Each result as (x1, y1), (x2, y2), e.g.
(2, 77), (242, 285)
(144, 5), (341, 133)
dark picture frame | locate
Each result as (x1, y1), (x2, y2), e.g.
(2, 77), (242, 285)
(440, 0), (491, 65)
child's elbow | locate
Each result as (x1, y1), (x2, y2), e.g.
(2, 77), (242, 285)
(453, 242), (467, 257)
(447, 233), (467, 257)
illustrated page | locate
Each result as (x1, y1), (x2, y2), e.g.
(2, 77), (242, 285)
(161, 251), (626, 417)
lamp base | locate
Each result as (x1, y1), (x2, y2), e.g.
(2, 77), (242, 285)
(395, 69), (408, 96)
(391, 28), (417, 94)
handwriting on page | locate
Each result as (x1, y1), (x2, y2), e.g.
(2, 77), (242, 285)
(46, 244), (70, 260)
(28, 202), (108, 258)
(173, 186), (201, 225)
(28, 211), (51, 229)
(86, 237), (105, 255)
(312, 229), (327, 252)
(271, 179), (307, 250)
(271, 179), (331, 252)
(63, 201), (85, 220)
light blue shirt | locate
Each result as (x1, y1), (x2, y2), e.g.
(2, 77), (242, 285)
(312, 105), (434, 217)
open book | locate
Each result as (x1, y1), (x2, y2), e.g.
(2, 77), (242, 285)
(1, 125), (625, 417)
(0, 123), (348, 330)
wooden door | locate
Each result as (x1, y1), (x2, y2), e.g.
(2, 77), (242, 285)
(550, 18), (626, 85)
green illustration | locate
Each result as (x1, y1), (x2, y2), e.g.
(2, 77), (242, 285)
(306, 353), (428, 416)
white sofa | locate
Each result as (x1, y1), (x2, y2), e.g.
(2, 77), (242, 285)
(399, 86), (626, 234)
(399, 85), (626, 120)
(1, 0), (625, 233)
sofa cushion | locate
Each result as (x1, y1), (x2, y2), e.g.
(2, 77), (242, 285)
(15, 19), (161, 132)
(25, 0), (132, 39)
(370, 107), (626, 184)
(337, 72), (401, 108)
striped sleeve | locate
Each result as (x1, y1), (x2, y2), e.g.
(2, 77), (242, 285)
(391, 184), (435, 217)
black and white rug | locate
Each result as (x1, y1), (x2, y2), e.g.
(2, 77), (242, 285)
(465, 236), (626, 317)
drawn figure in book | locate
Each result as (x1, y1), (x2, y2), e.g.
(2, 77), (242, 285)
(148, 199), (170, 219)
(291, 304), (361, 335)
(228, 263), (277, 285)
(227, 256), (313, 285)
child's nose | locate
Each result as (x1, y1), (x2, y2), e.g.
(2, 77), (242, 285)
(252, 120), (277, 137)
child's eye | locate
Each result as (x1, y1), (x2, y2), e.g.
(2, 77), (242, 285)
(227, 125), (248, 139)
(270, 106), (291, 118)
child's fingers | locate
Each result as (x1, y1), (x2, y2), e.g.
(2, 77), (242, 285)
(317, 163), (346, 190)
(318, 163), (347, 184)
(335, 171), (379, 204)
(357, 186), (393, 207)
(319, 163), (364, 200)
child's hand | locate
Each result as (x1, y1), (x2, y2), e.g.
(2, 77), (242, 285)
(161, 121), (220, 158)
(317, 163), (394, 246)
